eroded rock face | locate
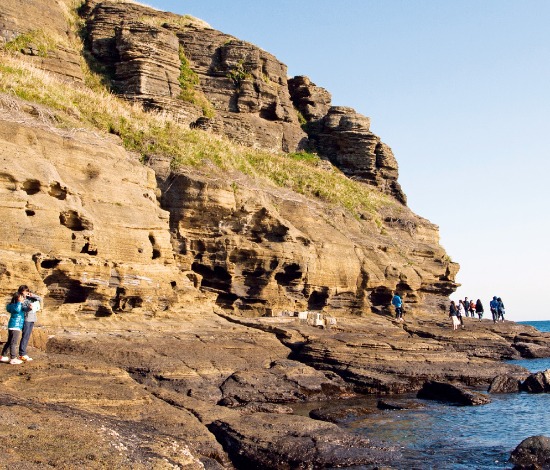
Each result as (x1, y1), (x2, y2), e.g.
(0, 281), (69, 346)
(81, 0), (307, 152)
(153, 167), (458, 316)
(307, 106), (407, 203)
(0, 105), (195, 316)
(288, 75), (332, 121)
(0, 0), (83, 82)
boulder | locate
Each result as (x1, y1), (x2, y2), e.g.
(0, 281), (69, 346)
(521, 370), (550, 393)
(417, 380), (492, 406)
(510, 435), (550, 469)
(488, 374), (524, 394)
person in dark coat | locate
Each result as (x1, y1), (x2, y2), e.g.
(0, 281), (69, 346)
(475, 299), (484, 321)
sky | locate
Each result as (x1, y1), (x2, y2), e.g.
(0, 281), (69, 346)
(144, 0), (550, 321)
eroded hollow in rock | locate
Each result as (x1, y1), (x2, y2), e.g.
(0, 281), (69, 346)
(308, 288), (329, 310)
(148, 233), (161, 259)
(275, 263), (302, 286)
(369, 286), (393, 306)
(48, 181), (67, 200)
(59, 210), (92, 231)
(22, 179), (41, 195)
(41, 259), (61, 269)
(192, 262), (232, 291)
(80, 242), (98, 255)
(44, 272), (93, 304)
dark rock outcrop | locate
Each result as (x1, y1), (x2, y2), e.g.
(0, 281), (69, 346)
(514, 341), (550, 358)
(308, 106), (407, 204)
(417, 380), (492, 406)
(521, 370), (550, 393)
(510, 435), (550, 469)
(288, 75), (332, 121)
(309, 404), (374, 423)
(488, 374), (525, 394)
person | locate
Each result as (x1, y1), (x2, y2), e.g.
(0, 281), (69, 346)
(475, 299), (484, 321)
(489, 296), (499, 323)
(449, 300), (460, 330)
(17, 285), (42, 362)
(469, 300), (476, 319)
(464, 297), (471, 317)
(457, 300), (465, 328)
(497, 297), (505, 322)
(1, 291), (26, 364)
(391, 292), (403, 322)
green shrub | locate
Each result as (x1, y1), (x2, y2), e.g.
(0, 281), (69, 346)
(3, 30), (57, 57)
(178, 46), (215, 118)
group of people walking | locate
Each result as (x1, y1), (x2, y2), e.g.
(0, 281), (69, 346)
(1, 285), (41, 365)
(449, 296), (505, 330)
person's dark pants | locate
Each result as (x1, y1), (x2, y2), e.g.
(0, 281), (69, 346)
(491, 308), (497, 323)
(2, 329), (22, 359)
(395, 307), (403, 319)
(458, 315), (464, 327)
(19, 321), (34, 357)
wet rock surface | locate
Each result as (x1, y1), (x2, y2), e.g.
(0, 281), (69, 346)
(416, 380), (492, 406)
(510, 435), (550, 469)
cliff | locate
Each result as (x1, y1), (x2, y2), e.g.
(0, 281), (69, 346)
(1, 1), (548, 468)
(0, 0), (458, 318)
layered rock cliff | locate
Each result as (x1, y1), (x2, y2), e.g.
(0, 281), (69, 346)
(0, 0), (459, 318)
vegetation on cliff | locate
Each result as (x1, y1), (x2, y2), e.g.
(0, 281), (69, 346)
(0, 49), (388, 217)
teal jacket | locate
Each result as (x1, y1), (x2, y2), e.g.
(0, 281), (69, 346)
(6, 301), (25, 330)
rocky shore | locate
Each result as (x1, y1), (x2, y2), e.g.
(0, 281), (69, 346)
(2, 310), (549, 468)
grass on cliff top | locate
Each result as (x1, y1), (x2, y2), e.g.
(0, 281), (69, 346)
(0, 52), (386, 216)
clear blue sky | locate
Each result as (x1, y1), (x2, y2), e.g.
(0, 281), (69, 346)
(144, 0), (550, 321)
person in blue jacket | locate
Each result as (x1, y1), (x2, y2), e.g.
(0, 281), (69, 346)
(391, 292), (403, 322)
(489, 296), (499, 323)
(1, 291), (27, 364)
(17, 285), (42, 362)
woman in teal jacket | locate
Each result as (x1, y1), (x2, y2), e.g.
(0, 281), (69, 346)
(1, 292), (26, 364)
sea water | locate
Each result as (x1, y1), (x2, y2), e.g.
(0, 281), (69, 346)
(340, 320), (550, 469)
